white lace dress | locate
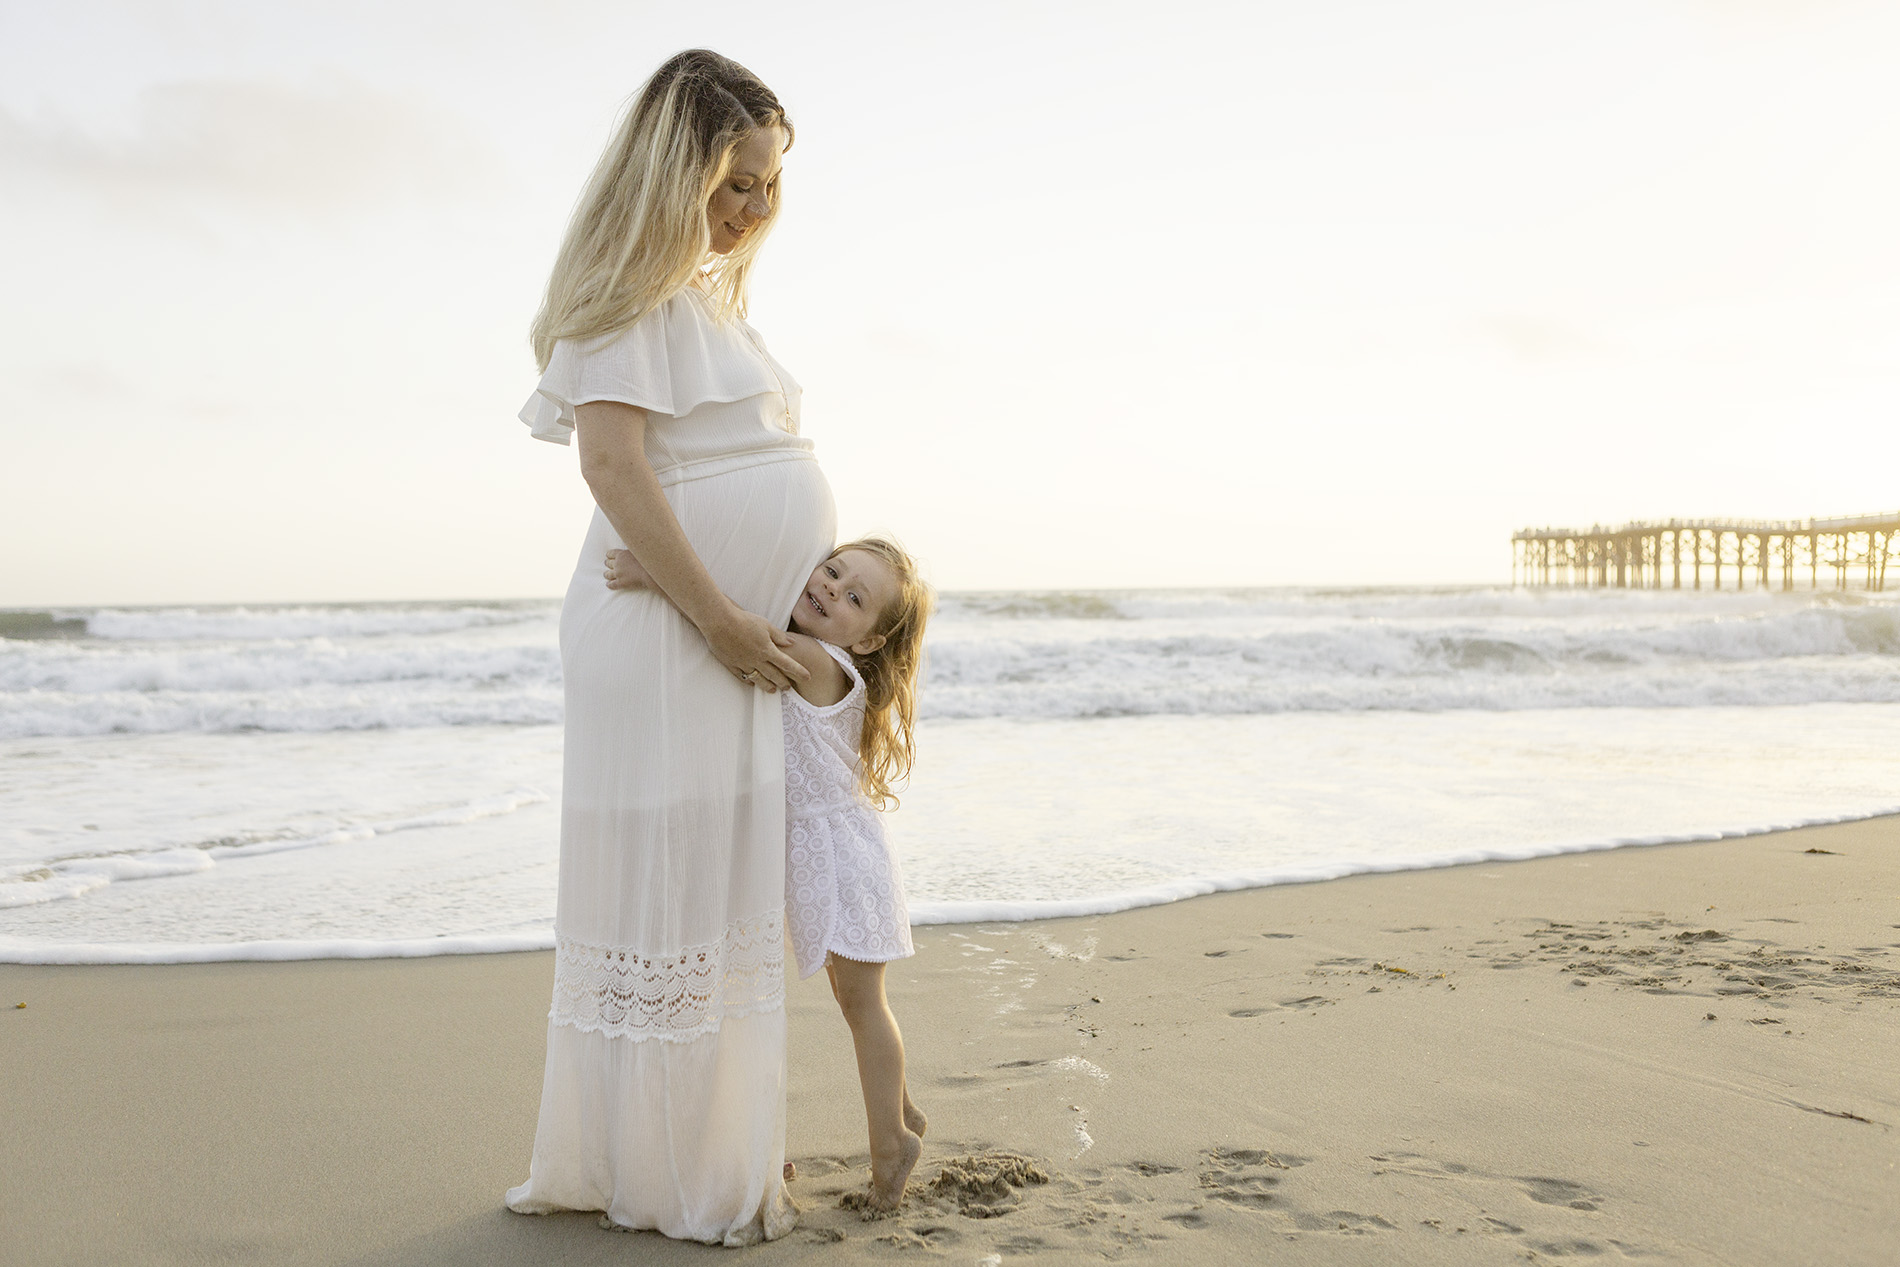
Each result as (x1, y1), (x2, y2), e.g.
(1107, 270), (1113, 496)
(505, 287), (835, 1245)
(783, 641), (915, 978)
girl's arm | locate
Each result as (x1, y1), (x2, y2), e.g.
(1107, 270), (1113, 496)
(780, 634), (851, 707)
(576, 400), (808, 692)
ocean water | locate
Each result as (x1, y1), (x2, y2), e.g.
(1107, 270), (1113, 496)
(3, 587), (1898, 962)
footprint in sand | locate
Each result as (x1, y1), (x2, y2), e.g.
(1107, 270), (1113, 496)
(1193, 1147), (1400, 1238)
(1518, 1176), (1603, 1211)
(873, 1225), (959, 1249)
(810, 1147), (1256, 1259)
(1284, 1209), (1401, 1234)
(1196, 1146), (1295, 1210)
(1503, 916), (1899, 1002)
(1364, 1151), (1634, 1255)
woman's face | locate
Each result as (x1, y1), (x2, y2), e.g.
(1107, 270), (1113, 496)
(707, 125), (785, 255)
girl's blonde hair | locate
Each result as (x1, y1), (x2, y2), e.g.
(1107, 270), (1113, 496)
(531, 49), (792, 371)
(838, 537), (934, 811)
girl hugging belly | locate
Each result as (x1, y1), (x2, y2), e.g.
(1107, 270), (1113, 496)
(608, 536), (935, 1212)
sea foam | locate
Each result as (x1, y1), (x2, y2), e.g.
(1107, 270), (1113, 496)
(4, 590), (1900, 964)
(2, 588), (1896, 738)
(0, 788), (549, 910)
(6, 797), (1896, 963)
(908, 804), (1900, 925)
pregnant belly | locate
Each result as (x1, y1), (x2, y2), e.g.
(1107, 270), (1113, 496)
(567, 453), (837, 627)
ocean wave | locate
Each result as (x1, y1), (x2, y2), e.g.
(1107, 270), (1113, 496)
(4, 588), (1897, 738)
(0, 602), (552, 643)
(0, 686), (562, 739)
(919, 661), (1900, 718)
(926, 613), (1900, 681)
(916, 605), (1900, 718)
(0, 611), (90, 641)
(14, 664), (1899, 737)
(0, 640), (560, 696)
(941, 585), (1900, 625)
(0, 635), (563, 737)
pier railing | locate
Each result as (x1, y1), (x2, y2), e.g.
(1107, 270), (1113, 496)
(1512, 512), (1900, 590)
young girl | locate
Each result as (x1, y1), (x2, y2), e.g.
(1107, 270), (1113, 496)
(606, 537), (934, 1212)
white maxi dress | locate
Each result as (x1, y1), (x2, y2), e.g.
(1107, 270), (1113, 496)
(783, 641), (916, 979)
(505, 287), (835, 1245)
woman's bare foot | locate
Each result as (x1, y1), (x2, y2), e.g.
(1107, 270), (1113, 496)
(868, 1129), (923, 1212)
(902, 1087), (927, 1138)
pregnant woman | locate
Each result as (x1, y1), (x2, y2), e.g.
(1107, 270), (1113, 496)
(504, 51), (832, 1245)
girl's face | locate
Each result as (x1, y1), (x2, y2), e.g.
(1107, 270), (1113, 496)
(707, 125), (785, 256)
(791, 549), (898, 653)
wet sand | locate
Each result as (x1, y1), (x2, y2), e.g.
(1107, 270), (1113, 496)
(4, 815), (1897, 1265)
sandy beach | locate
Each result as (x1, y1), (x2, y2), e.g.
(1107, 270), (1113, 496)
(5, 815), (1897, 1266)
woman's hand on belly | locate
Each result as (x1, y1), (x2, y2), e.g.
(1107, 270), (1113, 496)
(577, 400), (810, 693)
(603, 553), (805, 691)
(700, 607), (808, 693)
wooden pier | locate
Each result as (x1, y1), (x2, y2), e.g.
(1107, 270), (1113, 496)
(1513, 511), (1900, 591)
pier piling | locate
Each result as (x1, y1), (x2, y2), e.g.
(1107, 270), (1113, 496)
(1512, 512), (1900, 591)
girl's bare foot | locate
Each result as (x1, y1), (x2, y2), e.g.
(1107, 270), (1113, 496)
(902, 1087), (927, 1138)
(868, 1129), (923, 1212)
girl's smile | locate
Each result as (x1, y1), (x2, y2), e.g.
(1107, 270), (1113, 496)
(792, 548), (899, 652)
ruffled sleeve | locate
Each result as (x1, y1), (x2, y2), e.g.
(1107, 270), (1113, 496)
(518, 289), (790, 445)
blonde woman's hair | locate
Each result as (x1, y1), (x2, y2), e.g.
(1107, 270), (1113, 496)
(530, 49), (792, 371)
(837, 537), (934, 811)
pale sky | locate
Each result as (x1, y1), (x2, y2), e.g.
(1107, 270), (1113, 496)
(3, 0), (1897, 604)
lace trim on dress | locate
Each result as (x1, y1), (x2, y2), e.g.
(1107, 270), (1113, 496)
(549, 909), (786, 1044)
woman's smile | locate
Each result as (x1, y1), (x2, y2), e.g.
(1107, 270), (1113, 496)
(706, 125), (783, 255)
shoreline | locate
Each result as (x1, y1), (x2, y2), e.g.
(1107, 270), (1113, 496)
(6, 814), (1897, 1264)
(8, 803), (1900, 965)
